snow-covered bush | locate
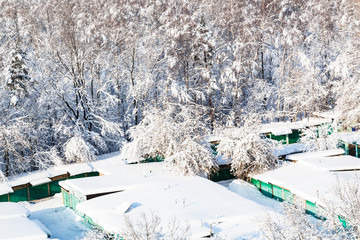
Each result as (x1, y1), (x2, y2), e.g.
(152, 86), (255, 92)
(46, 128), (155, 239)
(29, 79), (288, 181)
(215, 119), (279, 179)
(122, 104), (217, 176)
(300, 123), (337, 151)
(32, 147), (62, 170)
(64, 135), (95, 163)
(123, 211), (190, 240)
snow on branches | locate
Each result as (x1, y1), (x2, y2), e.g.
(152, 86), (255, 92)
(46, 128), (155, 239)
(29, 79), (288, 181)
(215, 118), (279, 179)
(299, 123), (337, 152)
(64, 135), (95, 163)
(122, 104), (218, 176)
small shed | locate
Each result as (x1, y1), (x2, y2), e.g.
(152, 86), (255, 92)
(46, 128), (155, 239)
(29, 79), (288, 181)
(59, 175), (126, 210)
(250, 159), (359, 218)
(261, 118), (332, 145)
(0, 163), (100, 203)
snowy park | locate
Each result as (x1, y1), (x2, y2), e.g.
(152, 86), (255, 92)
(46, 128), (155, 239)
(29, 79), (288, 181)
(1, 0), (360, 239)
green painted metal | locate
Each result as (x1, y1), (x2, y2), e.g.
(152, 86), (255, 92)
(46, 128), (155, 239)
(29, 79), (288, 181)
(267, 134), (287, 144)
(260, 181), (273, 198)
(62, 189), (71, 207)
(68, 173), (87, 180)
(0, 194), (8, 202)
(251, 178), (261, 189)
(86, 172), (100, 177)
(288, 130), (301, 144)
(272, 184), (283, 202)
(49, 179), (66, 196)
(29, 183), (50, 201)
(141, 156), (165, 163)
(9, 188), (29, 202)
(306, 200), (318, 217)
(210, 168), (235, 182)
(283, 189), (293, 203)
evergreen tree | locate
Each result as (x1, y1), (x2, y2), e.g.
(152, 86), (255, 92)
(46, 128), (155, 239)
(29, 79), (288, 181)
(7, 47), (30, 107)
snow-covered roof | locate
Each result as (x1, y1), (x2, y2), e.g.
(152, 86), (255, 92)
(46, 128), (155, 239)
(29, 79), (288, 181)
(261, 122), (293, 135)
(0, 202), (30, 219)
(274, 143), (306, 156)
(260, 118), (331, 136)
(29, 178), (52, 187)
(59, 175), (130, 196)
(286, 149), (345, 161)
(58, 163), (93, 176)
(251, 162), (359, 205)
(216, 155), (231, 166)
(337, 131), (360, 145)
(298, 155), (360, 172)
(76, 173), (278, 239)
(0, 182), (14, 195)
(313, 110), (340, 119)
(0, 217), (49, 240)
(4, 162), (96, 189)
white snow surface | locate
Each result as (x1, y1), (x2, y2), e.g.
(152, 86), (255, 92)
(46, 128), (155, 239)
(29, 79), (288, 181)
(251, 162), (359, 205)
(337, 131), (360, 144)
(298, 155), (360, 172)
(313, 110), (341, 119)
(58, 163), (93, 176)
(5, 163), (94, 189)
(75, 162), (278, 239)
(0, 217), (49, 240)
(0, 202), (30, 219)
(286, 148), (345, 161)
(0, 182), (14, 195)
(25, 194), (91, 240)
(260, 118), (331, 136)
(274, 143), (306, 156)
(59, 175), (132, 196)
(30, 178), (52, 187)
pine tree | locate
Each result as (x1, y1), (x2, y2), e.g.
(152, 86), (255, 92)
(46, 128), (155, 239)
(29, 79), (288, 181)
(7, 46), (30, 107)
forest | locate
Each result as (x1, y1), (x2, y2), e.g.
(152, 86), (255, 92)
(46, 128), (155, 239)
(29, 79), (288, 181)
(0, 0), (359, 178)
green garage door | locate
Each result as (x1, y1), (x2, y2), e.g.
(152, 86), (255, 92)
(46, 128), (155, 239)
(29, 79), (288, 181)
(306, 200), (318, 217)
(29, 183), (50, 201)
(283, 189), (293, 203)
(9, 188), (29, 202)
(70, 193), (81, 210)
(251, 178), (261, 189)
(260, 181), (273, 198)
(0, 194), (8, 202)
(62, 189), (71, 207)
(272, 185), (283, 202)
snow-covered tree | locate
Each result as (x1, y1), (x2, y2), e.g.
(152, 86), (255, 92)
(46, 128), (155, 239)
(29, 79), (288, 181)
(215, 117), (279, 179)
(299, 123), (337, 151)
(64, 135), (95, 164)
(122, 104), (218, 176)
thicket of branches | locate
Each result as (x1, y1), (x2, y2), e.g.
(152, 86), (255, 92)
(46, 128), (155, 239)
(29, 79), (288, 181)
(0, 0), (360, 177)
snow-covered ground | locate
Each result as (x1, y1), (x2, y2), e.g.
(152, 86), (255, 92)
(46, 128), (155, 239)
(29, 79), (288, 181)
(0, 152), (284, 240)
(23, 195), (91, 240)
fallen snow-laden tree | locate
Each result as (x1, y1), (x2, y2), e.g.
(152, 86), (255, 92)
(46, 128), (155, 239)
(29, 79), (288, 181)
(258, 179), (360, 240)
(215, 118), (279, 179)
(122, 104), (218, 176)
